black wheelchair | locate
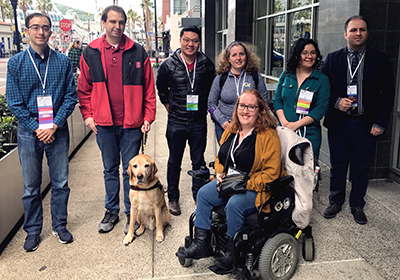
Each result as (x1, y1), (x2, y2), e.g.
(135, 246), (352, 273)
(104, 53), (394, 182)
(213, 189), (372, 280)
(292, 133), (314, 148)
(177, 142), (315, 280)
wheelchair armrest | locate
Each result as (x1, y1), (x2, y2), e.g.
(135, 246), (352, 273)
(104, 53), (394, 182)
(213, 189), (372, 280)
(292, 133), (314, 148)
(264, 175), (294, 192)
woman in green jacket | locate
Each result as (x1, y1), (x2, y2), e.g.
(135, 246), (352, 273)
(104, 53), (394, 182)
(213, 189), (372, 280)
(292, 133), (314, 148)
(273, 38), (330, 159)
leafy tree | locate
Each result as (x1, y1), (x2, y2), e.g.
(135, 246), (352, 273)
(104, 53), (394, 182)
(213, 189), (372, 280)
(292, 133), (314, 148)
(36, 0), (53, 15)
(18, 0), (32, 20)
(127, 8), (140, 40)
(0, 0), (13, 22)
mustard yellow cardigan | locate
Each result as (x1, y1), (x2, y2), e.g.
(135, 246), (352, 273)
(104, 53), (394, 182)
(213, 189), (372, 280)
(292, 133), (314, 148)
(215, 128), (286, 212)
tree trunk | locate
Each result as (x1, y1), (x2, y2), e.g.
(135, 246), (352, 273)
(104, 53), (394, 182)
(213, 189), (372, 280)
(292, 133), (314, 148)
(142, 0), (152, 52)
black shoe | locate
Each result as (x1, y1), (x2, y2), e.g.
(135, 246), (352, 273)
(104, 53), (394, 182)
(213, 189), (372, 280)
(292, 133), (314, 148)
(24, 234), (40, 252)
(351, 207), (367, 225)
(98, 210), (119, 233)
(323, 204), (342, 219)
(52, 228), (73, 244)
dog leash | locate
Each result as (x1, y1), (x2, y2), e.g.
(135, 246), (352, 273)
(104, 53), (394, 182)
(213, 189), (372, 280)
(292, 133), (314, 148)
(141, 131), (148, 154)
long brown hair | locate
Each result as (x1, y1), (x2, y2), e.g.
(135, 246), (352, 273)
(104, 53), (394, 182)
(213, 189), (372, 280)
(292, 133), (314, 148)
(229, 89), (277, 133)
(216, 42), (260, 75)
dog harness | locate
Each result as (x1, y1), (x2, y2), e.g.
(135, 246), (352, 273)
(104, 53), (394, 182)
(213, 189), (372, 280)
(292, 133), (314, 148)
(130, 180), (163, 191)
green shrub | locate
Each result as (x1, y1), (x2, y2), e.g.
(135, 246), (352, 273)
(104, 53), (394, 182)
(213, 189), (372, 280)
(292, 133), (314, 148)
(0, 95), (18, 155)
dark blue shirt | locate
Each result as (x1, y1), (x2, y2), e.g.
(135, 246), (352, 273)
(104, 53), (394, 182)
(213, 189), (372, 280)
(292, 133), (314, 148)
(6, 46), (77, 133)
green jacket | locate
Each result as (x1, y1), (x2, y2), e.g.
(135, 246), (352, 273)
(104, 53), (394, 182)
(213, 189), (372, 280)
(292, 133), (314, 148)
(272, 68), (330, 158)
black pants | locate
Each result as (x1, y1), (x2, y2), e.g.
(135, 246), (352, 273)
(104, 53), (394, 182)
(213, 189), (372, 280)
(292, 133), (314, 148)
(166, 119), (207, 201)
(328, 116), (377, 208)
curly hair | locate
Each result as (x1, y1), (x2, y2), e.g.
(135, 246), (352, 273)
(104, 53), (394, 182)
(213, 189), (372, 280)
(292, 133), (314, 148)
(286, 38), (323, 73)
(229, 89), (277, 133)
(216, 42), (260, 75)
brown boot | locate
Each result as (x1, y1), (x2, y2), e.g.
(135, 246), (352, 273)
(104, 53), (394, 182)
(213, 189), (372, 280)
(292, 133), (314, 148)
(169, 201), (181, 216)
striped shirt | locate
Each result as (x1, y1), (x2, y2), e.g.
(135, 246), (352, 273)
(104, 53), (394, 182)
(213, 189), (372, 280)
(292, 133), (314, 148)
(6, 46), (77, 133)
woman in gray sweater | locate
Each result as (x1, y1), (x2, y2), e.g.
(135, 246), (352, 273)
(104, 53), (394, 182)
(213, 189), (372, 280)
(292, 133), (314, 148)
(208, 41), (269, 143)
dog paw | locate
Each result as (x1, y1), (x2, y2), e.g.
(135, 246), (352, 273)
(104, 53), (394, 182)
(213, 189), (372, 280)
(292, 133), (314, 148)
(123, 234), (134, 245)
(135, 225), (145, 236)
(156, 234), (164, 243)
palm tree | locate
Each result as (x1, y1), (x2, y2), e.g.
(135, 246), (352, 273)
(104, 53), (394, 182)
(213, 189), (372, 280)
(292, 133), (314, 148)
(0, 0), (12, 22)
(127, 8), (138, 39)
(141, 0), (152, 51)
(36, 0), (53, 15)
(18, 0), (32, 20)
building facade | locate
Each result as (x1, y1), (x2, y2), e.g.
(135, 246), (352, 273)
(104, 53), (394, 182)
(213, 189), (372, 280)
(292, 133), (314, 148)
(190, 0), (399, 181)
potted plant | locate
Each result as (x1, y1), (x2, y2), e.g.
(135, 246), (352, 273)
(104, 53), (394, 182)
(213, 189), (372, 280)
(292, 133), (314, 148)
(0, 95), (18, 159)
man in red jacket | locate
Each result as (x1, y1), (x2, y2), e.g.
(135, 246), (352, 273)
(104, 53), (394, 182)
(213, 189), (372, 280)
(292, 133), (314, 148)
(78, 5), (156, 234)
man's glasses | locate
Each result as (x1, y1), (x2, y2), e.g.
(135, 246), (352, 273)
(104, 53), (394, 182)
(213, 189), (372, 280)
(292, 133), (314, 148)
(28, 25), (51, 32)
(181, 38), (200, 44)
(237, 103), (259, 112)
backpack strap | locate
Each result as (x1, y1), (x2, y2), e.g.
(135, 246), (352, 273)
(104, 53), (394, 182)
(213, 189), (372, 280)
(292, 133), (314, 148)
(251, 71), (259, 90)
(219, 72), (229, 89)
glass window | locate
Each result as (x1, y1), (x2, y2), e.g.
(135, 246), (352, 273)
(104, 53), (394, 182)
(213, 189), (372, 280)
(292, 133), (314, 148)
(270, 15), (285, 77)
(290, 9), (312, 46)
(255, 19), (266, 74)
(216, 32), (223, 57)
(290, 0), (312, 9)
(216, 0), (228, 30)
(256, 0), (268, 17)
(216, 0), (222, 30)
(272, 0), (287, 13)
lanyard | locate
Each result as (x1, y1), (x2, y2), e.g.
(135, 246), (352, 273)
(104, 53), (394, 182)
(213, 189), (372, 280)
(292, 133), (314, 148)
(27, 49), (51, 96)
(347, 53), (365, 82)
(180, 53), (197, 93)
(234, 72), (247, 96)
(230, 128), (254, 168)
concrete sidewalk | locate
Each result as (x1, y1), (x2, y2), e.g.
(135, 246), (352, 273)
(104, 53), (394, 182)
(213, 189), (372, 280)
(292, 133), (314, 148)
(1, 101), (400, 280)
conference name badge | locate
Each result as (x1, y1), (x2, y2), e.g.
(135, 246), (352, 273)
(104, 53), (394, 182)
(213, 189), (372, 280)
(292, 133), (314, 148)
(187, 95), (199, 111)
(37, 96), (54, 129)
(296, 89), (314, 115)
(347, 85), (358, 108)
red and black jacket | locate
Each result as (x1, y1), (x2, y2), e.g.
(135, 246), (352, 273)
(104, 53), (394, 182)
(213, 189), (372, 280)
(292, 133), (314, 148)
(78, 35), (156, 128)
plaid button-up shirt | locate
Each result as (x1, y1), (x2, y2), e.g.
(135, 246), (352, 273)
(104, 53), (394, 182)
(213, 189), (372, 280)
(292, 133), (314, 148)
(6, 46), (77, 133)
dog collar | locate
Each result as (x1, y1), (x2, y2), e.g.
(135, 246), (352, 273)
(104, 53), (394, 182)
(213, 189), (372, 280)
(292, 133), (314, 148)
(130, 180), (163, 191)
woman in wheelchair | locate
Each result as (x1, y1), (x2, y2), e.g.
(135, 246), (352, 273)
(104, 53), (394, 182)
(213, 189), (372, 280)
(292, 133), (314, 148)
(176, 89), (286, 270)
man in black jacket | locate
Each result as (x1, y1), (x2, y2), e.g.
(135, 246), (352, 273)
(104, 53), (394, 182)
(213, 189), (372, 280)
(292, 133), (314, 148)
(157, 26), (215, 215)
(321, 16), (395, 225)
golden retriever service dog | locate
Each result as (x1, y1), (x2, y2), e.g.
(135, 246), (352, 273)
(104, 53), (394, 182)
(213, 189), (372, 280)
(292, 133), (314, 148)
(123, 154), (171, 245)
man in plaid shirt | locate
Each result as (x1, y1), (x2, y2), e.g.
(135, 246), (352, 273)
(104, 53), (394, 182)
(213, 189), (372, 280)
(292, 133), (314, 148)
(6, 13), (77, 252)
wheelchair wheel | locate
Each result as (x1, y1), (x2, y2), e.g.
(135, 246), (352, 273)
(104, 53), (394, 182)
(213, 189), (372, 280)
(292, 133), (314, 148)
(177, 245), (193, 267)
(259, 233), (299, 280)
(302, 236), (315, 261)
(178, 256), (193, 267)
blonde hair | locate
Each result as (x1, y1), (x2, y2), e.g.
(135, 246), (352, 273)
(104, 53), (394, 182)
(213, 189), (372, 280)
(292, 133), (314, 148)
(68, 40), (81, 51)
(216, 42), (260, 75)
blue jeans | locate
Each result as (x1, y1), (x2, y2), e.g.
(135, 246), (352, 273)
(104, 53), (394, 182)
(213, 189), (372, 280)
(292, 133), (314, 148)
(166, 120), (207, 201)
(18, 124), (70, 235)
(215, 123), (225, 145)
(195, 179), (257, 238)
(96, 126), (142, 215)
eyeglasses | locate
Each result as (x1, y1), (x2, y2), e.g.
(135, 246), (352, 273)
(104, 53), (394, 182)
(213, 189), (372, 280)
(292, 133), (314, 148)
(301, 51), (316, 57)
(181, 38), (200, 44)
(28, 25), (51, 32)
(237, 103), (259, 112)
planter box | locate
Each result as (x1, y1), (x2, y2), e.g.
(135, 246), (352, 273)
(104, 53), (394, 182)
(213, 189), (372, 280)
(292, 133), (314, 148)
(0, 106), (88, 250)
(0, 148), (51, 245)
